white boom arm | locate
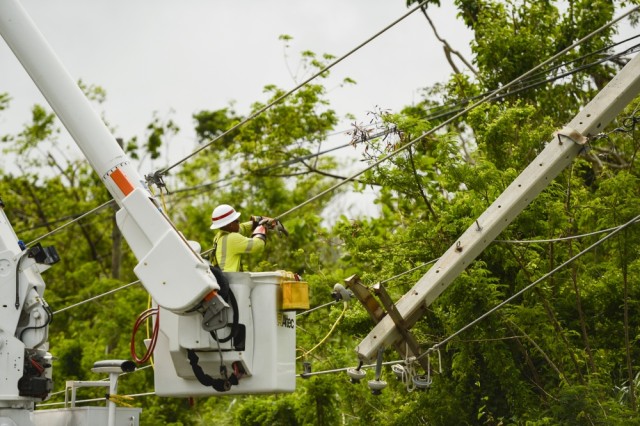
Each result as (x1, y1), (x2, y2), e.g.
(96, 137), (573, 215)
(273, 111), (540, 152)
(357, 52), (640, 362)
(0, 0), (226, 316)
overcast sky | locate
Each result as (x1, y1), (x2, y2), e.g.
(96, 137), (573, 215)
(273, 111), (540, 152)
(0, 0), (473, 169)
(1, 1), (637, 221)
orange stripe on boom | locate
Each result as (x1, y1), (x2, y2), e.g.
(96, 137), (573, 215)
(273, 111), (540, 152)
(111, 168), (134, 196)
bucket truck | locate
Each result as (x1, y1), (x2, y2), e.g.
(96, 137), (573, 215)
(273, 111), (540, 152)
(1, 0), (638, 424)
(0, 1), (307, 424)
(0, 197), (57, 426)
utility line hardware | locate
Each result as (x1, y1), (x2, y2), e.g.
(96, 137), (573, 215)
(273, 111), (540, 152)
(356, 51), (640, 363)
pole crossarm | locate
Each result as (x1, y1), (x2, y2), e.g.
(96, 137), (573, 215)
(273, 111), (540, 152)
(345, 275), (429, 371)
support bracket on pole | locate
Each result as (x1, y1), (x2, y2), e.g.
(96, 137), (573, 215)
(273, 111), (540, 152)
(345, 275), (429, 372)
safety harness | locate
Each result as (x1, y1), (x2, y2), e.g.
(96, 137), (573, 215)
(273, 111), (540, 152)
(187, 266), (243, 391)
(186, 349), (240, 392)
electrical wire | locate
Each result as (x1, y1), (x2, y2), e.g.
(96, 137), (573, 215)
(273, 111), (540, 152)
(34, 206), (640, 395)
(163, 40), (640, 199)
(19, 37), (637, 247)
(296, 302), (348, 360)
(375, 258), (439, 287)
(7, 3), (633, 248)
(157, 0), (431, 176)
(159, 41), (639, 204)
(296, 300), (339, 317)
(495, 33), (640, 90)
(299, 358), (408, 378)
(156, 5), (636, 182)
(408, 39), (640, 128)
(22, 3), (640, 412)
(47, 204), (640, 320)
(52, 280), (141, 315)
(173, 30), (640, 200)
(15, 45), (632, 244)
(273, 7), (639, 222)
(161, 138), (367, 198)
(296, 215), (640, 378)
(496, 218), (640, 244)
(23, 9), (640, 334)
(141, 37), (637, 202)
(18, 134), (373, 245)
(416, 212), (640, 361)
(25, 200), (114, 247)
(47, 210), (638, 316)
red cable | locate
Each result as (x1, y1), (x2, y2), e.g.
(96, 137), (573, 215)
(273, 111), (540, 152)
(30, 358), (45, 374)
(130, 307), (160, 364)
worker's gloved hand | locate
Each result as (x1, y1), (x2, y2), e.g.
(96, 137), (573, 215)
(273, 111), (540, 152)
(251, 225), (267, 241)
(259, 216), (276, 228)
(251, 215), (276, 229)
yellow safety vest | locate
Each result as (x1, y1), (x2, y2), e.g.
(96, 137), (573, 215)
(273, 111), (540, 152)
(212, 221), (265, 272)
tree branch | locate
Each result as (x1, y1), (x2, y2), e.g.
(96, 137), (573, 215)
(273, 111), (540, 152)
(421, 6), (479, 78)
(407, 146), (437, 219)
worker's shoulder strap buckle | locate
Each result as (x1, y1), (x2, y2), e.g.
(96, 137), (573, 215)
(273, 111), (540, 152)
(555, 126), (588, 145)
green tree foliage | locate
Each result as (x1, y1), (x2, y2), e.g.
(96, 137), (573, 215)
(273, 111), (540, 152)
(344, 1), (640, 424)
(2, 0), (640, 424)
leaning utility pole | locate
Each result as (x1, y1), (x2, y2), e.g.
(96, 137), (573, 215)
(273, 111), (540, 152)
(356, 52), (640, 363)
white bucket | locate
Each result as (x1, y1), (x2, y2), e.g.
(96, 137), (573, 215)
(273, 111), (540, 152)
(154, 271), (297, 396)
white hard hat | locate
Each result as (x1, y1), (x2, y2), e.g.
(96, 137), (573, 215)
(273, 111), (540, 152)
(210, 204), (241, 229)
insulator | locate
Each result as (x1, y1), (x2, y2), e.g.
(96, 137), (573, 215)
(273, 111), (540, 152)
(368, 379), (387, 395)
(412, 374), (432, 390)
(346, 367), (366, 384)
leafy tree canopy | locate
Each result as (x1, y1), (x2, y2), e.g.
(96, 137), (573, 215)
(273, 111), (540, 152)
(2, 1), (640, 424)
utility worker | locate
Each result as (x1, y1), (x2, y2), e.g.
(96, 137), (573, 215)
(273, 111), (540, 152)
(210, 204), (272, 272)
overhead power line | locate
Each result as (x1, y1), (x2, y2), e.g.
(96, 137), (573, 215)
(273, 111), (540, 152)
(47, 201), (634, 385)
(496, 218), (640, 244)
(49, 209), (639, 316)
(24, 199), (114, 247)
(418, 212), (640, 361)
(21, 35), (640, 253)
(21, 44), (638, 268)
(17, 9), (639, 318)
(156, 0), (431, 177)
(273, 7), (639, 222)
(21, 33), (638, 248)
(52, 280), (141, 315)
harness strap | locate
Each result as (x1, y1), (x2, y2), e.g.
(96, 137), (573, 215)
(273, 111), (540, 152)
(210, 287), (239, 344)
(211, 236), (220, 267)
(186, 349), (238, 392)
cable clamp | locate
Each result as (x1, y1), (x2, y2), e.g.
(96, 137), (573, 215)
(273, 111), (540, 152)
(555, 126), (587, 145)
(145, 170), (169, 193)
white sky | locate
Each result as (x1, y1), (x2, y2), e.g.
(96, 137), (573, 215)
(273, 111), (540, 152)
(1, 1), (637, 221)
(0, 0), (473, 170)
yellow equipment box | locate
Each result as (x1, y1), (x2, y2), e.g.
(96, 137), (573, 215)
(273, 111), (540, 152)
(280, 275), (310, 311)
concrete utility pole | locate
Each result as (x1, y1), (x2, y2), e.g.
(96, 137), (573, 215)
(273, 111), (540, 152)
(356, 52), (640, 362)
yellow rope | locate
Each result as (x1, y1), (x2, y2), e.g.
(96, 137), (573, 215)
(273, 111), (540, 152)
(145, 294), (155, 368)
(296, 302), (348, 360)
(159, 189), (168, 212)
(149, 185), (169, 213)
(107, 394), (135, 408)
